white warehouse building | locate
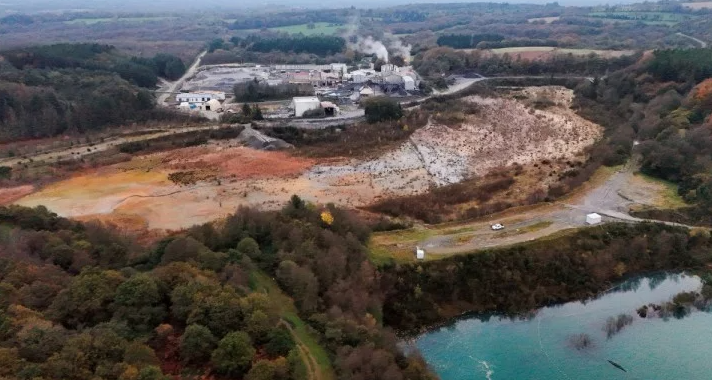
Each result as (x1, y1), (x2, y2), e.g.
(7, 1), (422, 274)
(403, 76), (416, 91)
(176, 91), (226, 103)
(291, 97), (322, 117)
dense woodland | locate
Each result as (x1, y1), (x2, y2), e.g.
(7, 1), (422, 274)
(412, 47), (639, 78)
(0, 44), (187, 143)
(0, 202), (436, 380)
(202, 34), (354, 66)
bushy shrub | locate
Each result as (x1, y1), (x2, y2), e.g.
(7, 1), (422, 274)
(363, 97), (403, 124)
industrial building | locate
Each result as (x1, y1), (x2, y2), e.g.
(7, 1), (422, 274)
(176, 91), (226, 103)
(291, 97), (322, 117)
(178, 98), (223, 112)
(178, 62), (422, 118)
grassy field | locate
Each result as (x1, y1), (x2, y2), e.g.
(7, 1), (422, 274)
(682, 2), (712, 9)
(586, 11), (689, 26)
(65, 16), (177, 25)
(490, 46), (635, 58)
(250, 271), (335, 380)
(527, 16), (560, 23)
(243, 22), (345, 36)
(632, 172), (687, 209)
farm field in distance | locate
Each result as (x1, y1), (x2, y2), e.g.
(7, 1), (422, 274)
(586, 11), (691, 26)
(243, 22), (345, 36)
(488, 46), (636, 60)
(527, 16), (560, 23)
(64, 16), (178, 24)
(682, 1), (712, 9)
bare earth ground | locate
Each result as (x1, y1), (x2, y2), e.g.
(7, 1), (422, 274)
(13, 87), (602, 232)
(0, 125), (220, 168)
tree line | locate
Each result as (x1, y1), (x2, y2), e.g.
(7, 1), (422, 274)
(436, 34), (505, 49)
(245, 35), (347, 56)
(381, 222), (712, 331)
(412, 46), (639, 78)
(0, 43), (188, 143)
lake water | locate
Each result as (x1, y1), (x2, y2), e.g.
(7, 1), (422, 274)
(414, 273), (712, 380)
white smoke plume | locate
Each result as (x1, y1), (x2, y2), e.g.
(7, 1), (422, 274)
(385, 33), (412, 63)
(342, 16), (411, 63)
(354, 36), (389, 62)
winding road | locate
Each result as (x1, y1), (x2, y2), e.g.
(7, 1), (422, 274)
(676, 32), (708, 48)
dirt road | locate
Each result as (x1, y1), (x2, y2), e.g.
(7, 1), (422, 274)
(676, 32), (708, 48)
(378, 161), (690, 257)
(157, 50), (207, 106)
(0, 125), (221, 168)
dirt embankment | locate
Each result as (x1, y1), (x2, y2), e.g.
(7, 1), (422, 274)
(13, 86), (603, 232)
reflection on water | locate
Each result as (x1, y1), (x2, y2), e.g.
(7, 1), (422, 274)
(414, 273), (711, 380)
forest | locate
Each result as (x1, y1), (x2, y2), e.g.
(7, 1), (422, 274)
(201, 34), (353, 66)
(0, 202), (436, 380)
(412, 47), (639, 78)
(0, 44), (187, 143)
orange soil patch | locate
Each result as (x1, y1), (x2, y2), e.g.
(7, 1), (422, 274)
(14, 146), (324, 230)
(75, 212), (167, 246)
(157, 146), (317, 179)
(0, 185), (35, 205)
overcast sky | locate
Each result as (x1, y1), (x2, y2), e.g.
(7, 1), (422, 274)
(1, 0), (642, 14)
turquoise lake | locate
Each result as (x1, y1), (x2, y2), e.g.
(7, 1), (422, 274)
(414, 273), (711, 380)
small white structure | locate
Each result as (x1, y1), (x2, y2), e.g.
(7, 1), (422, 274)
(204, 99), (222, 112)
(415, 246), (425, 260)
(586, 213), (602, 225)
(321, 101), (340, 116)
(403, 76), (416, 91)
(291, 96), (322, 117)
(176, 91), (226, 103)
(359, 86), (375, 97)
